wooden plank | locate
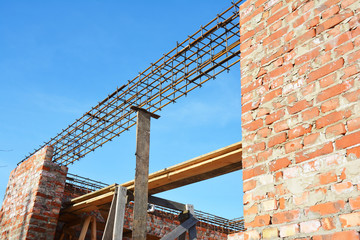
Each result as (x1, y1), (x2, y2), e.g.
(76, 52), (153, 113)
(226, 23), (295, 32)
(79, 216), (92, 240)
(70, 184), (117, 204)
(123, 148), (242, 194)
(149, 161), (242, 194)
(113, 186), (127, 240)
(122, 141), (242, 189)
(63, 192), (114, 214)
(91, 216), (97, 240)
(187, 205), (197, 240)
(133, 108), (152, 240)
(102, 192), (116, 240)
(148, 195), (186, 212)
(61, 142), (242, 216)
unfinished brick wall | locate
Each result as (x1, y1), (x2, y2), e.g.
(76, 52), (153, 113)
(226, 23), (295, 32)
(0, 146), (68, 240)
(236, 0), (360, 239)
(59, 186), (229, 239)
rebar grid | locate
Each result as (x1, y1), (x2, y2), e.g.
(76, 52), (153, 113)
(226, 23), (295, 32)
(65, 173), (108, 192)
(19, 1), (241, 166)
(130, 203), (245, 233)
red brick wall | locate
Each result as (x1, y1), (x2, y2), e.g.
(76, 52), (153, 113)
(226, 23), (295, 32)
(236, 0), (360, 239)
(59, 187), (228, 240)
(123, 203), (228, 240)
(0, 146), (68, 240)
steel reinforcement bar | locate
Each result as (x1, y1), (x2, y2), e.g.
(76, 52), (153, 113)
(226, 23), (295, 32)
(19, 1), (241, 166)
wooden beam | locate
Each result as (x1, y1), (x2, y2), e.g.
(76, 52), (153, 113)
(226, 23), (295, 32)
(102, 192), (117, 240)
(160, 216), (198, 240)
(122, 141), (241, 190)
(79, 216), (92, 240)
(122, 143), (242, 194)
(148, 195), (186, 212)
(61, 142), (242, 216)
(132, 107), (158, 240)
(113, 186), (127, 239)
(91, 217), (97, 240)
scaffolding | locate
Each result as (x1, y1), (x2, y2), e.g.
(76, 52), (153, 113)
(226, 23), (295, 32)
(19, 0), (241, 166)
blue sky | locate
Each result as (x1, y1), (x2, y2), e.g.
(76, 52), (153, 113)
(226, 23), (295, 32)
(0, 0), (243, 219)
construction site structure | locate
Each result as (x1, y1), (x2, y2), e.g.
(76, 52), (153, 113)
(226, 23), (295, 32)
(1, 0), (360, 239)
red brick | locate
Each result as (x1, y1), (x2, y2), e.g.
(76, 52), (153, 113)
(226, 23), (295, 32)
(332, 181), (353, 194)
(243, 164), (267, 180)
(344, 89), (360, 102)
(274, 120), (289, 132)
(347, 146), (360, 158)
(308, 200), (345, 216)
(289, 125), (312, 139)
(348, 117), (360, 132)
(321, 98), (339, 113)
(272, 210), (300, 224)
(243, 179), (257, 192)
(258, 127), (271, 138)
(257, 108), (271, 117)
(288, 100), (313, 114)
(248, 214), (271, 227)
(295, 47), (320, 66)
(269, 157), (291, 172)
(293, 11), (311, 29)
(349, 196), (360, 210)
(257, 149), (273, 162)
(269, 63), (293, 78)
(324, 31), (352, 52)
(316, 11), (354, 34)
(261, 48), (285, 65)
(335, 130), (360, 149)
(348, 49), (360, 63)
(342, 0), (358, 7)
(302, 107), (319, 121)
(335, 41), (354, 56)
(308, 58), (344, 83)
(289, 29), (316, 49)
(318, 80), (354, 102)
(319, 171), (337, 185)
(242, 100), (260, 113)
(264, 27), (289, 46)
(295, 142), (334, 163)
(322, 5), (340, 20)
(326, 123), (346, 137)
(244, 119), (264, 131)
(244, 203), (258, 216)
(316, 111), (349, 129)
(285, 139), (303, 154)
(242, 78), (262, 95)
(242, 156), (257, 168)
(342, 64), (360, 79)
(321, 217), (336, 230)
(262, 88), (282, 103)
(268, 7), (290, 25)
(313, 230), (359, 240)
(340, 212), (360, 227)
(320, 73), (336, 88)
(265, 109), (285, 125)
(244, 142), (266, 154)
(304, 133), (320, 146)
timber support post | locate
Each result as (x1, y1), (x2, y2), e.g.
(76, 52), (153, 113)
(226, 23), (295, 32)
(131, 106), (160, 240)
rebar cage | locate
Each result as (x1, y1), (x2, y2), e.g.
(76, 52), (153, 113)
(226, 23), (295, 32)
(19, 0), (241, 166)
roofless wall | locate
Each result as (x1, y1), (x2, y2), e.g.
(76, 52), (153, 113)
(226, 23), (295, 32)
(235, 0), (360, 239)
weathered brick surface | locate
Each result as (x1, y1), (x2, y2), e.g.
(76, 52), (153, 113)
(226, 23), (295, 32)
(239, 0), (360, 238)
(0, 146), (68, 240)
